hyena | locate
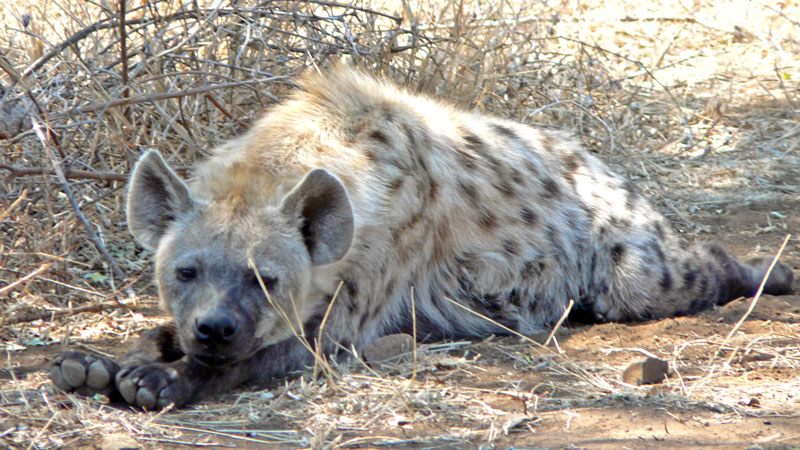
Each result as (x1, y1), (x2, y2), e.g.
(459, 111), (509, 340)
(52, 66), (793, 409)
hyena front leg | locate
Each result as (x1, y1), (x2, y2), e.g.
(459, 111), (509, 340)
(51, 323), (184, 402)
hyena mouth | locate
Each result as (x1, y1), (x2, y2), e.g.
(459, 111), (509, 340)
(191, 352), (240, 367)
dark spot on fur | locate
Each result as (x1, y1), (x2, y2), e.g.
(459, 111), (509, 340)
(541, 131), (554, 151)
(654, 222), (665, 240)
(457, 179), (478, 201)
(359, 313), (369, 330)
(542, 178), (560, 199)
(510, 167), (524, 185)
(303, 313), (325, 342)
(523, 260), (545, 277)
(478, 293), (503, 314)
(484, 153), (503, 173)
(387, 177), (404, 194)
(492, 123), (517, 139)
(563, 152), (583, 174)
(364, 149), (376, 162)
(344, 278), (358, 299)
(698, 276), (709, 295)
(460, 153), (477, 170)
(660, 270), (673, 291)
(403, 124), (418, 149)
(494, 180), (515, 197)
(611, 243), (625, 264)
(503, 239), (518, 256)
(520, 207), (537, 226)
(464, 133), (484, 152)
(683, 267), (697, 289)
(524, 160), (539, 176)
(429, 179), (439, 201)
(651, 240), (667, 265)
(479, 210), (497, 229)
(370, 130), (390, 146)
(509, 289), (523, 306)
(623, 180), (640, 210)
(414, 153), (429, 175)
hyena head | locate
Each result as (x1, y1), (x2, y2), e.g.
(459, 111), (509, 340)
(126, 150), (354, 366)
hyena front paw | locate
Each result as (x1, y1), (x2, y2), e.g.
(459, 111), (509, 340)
(50, 351), (120, 397)
(116, 364), (190, 410)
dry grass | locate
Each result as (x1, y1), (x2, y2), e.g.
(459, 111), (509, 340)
(1, 0), (799, 449)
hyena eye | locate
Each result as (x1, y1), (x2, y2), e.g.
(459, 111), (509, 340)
(249, 273), (278, 292)
(176, 267), (197, 282)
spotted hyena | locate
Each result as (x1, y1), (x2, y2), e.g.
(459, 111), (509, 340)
(52, 66), (793, 409)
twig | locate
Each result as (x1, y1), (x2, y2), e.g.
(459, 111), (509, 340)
(30, 117), (132, 298)
(118, 0), (130, 120)
(0, 188), (27, 222)
(2, 302), (144, 326)
(204, 92), (248, 128)
(0, 163), (190, 182)
(52, 77), (287, 120)
(0, 164), (126, 182)
(0, 263), (51, 296)
(543, 298), (573, 347)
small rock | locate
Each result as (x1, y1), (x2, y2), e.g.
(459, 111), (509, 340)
(101, 433), (139, 450)
(362, 333), (414, 363)
(622, 357), (668, 385)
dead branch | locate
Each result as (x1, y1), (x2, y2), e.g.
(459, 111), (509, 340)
(52, 77), (288, 120)
(31, 117), (132, 298)
(3, 302), (146, 326)
(1, 164), (127, 182)
(0, 263), (51, 296)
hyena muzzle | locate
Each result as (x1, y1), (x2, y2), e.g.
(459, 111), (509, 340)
(51, 66), (794, 409)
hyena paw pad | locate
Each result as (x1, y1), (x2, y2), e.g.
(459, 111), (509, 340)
(50, 351), (119, 396)
(116, 364), (186, 410)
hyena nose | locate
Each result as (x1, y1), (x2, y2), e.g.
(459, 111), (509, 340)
(194, 309), (240, 344)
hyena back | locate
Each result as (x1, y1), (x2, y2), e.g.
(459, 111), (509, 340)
(51, 66), (793, 409)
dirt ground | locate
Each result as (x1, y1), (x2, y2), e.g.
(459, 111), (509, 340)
(2, 199), (799, 449)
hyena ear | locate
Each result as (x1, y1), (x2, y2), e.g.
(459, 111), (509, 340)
(127, 150), (194, 250)
(280, 169), (354, 265)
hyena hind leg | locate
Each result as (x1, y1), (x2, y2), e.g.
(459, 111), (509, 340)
(686, 243), (794, 311)
(742, 255), (794, 296)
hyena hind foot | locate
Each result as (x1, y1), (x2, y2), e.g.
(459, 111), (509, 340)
(51, 351), (120, 398)
(744, 256), (795, 296)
